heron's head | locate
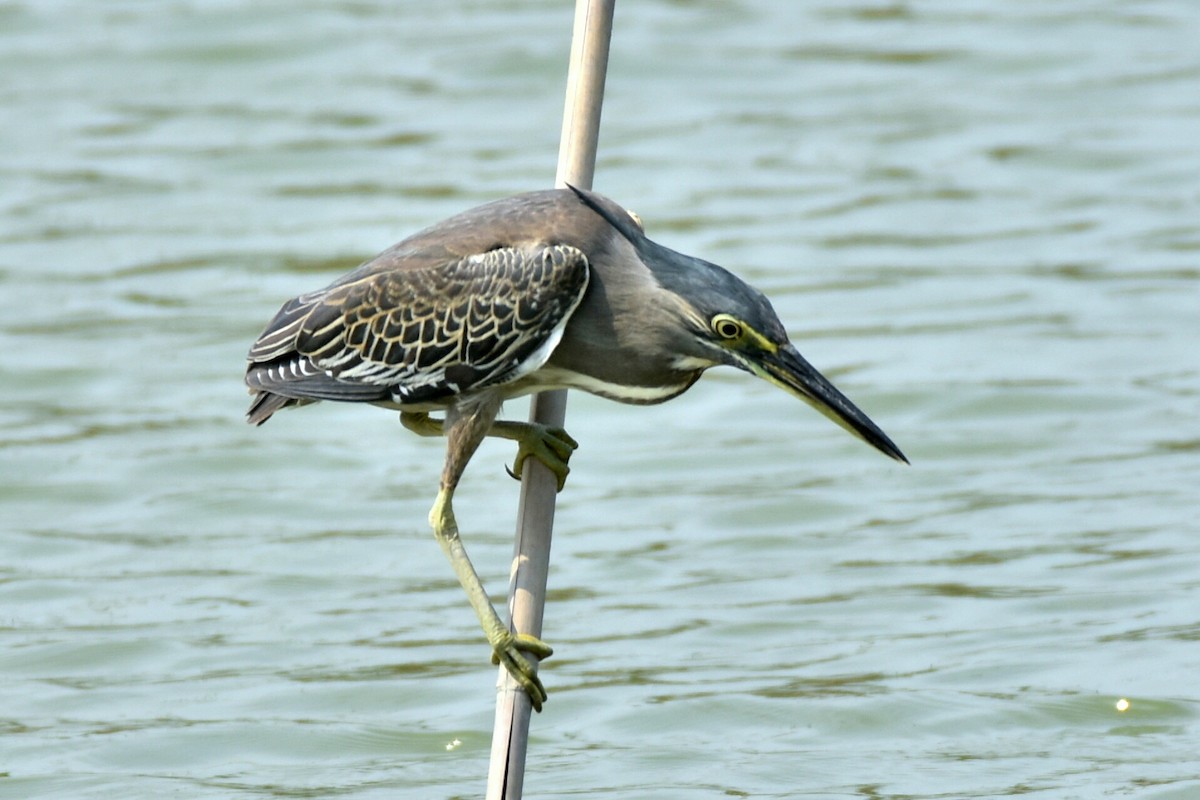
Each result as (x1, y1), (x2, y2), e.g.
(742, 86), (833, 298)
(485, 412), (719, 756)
(666, 251), (907, 463)
(570, 185), (907, 463)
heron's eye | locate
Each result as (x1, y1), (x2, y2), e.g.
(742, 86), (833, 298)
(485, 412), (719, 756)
(711, 314), (743, 340)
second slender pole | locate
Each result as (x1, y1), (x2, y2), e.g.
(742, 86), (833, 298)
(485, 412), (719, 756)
(484, 2), (615, 798)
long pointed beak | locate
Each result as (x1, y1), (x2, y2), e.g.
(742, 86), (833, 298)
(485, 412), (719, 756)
(745, 345), (908, 463)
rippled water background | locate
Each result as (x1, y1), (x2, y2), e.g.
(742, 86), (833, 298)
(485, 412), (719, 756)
(3, 1), (1199, 797)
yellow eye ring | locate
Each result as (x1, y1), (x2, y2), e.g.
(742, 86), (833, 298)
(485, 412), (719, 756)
(711, 314), (743, 340)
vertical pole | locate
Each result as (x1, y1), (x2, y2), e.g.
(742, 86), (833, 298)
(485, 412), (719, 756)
(485, 1), (615, 798)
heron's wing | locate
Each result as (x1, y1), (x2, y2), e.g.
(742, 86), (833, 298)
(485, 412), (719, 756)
(245, 244), (589, 421)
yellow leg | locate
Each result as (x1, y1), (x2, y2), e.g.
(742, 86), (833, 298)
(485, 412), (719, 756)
(428, 488), (552, 711)
(408, 397), (564, 711)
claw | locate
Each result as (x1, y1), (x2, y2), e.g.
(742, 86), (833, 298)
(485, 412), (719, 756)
(489, 630), (554, 712)
(509, 424), (578, 491)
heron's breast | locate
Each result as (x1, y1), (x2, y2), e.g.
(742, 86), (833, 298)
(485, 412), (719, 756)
(515, 364), (701, 406)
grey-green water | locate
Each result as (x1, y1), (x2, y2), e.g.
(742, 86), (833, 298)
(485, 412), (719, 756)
(3, 2), (1199, 797)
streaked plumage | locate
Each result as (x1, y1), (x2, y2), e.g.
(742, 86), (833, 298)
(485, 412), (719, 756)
(247, 240), (588, 422)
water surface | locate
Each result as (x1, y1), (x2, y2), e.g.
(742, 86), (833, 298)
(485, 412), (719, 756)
(2, 1), (1199, 798)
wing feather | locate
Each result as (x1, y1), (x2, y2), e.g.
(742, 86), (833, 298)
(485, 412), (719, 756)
(245, 243), (589, 422)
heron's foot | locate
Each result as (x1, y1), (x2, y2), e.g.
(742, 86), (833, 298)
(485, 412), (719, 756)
(400, 411), (443, 438)
(505, 424), (578, 491)
(488, 629), (554, 712)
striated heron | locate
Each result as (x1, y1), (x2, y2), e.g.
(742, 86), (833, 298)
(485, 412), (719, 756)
(245, 186), (907, 711)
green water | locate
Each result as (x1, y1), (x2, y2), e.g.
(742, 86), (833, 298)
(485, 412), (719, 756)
(3, 2), (1199, 797)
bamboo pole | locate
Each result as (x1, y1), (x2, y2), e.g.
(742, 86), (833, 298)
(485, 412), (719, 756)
(485, 1), (615, 798)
